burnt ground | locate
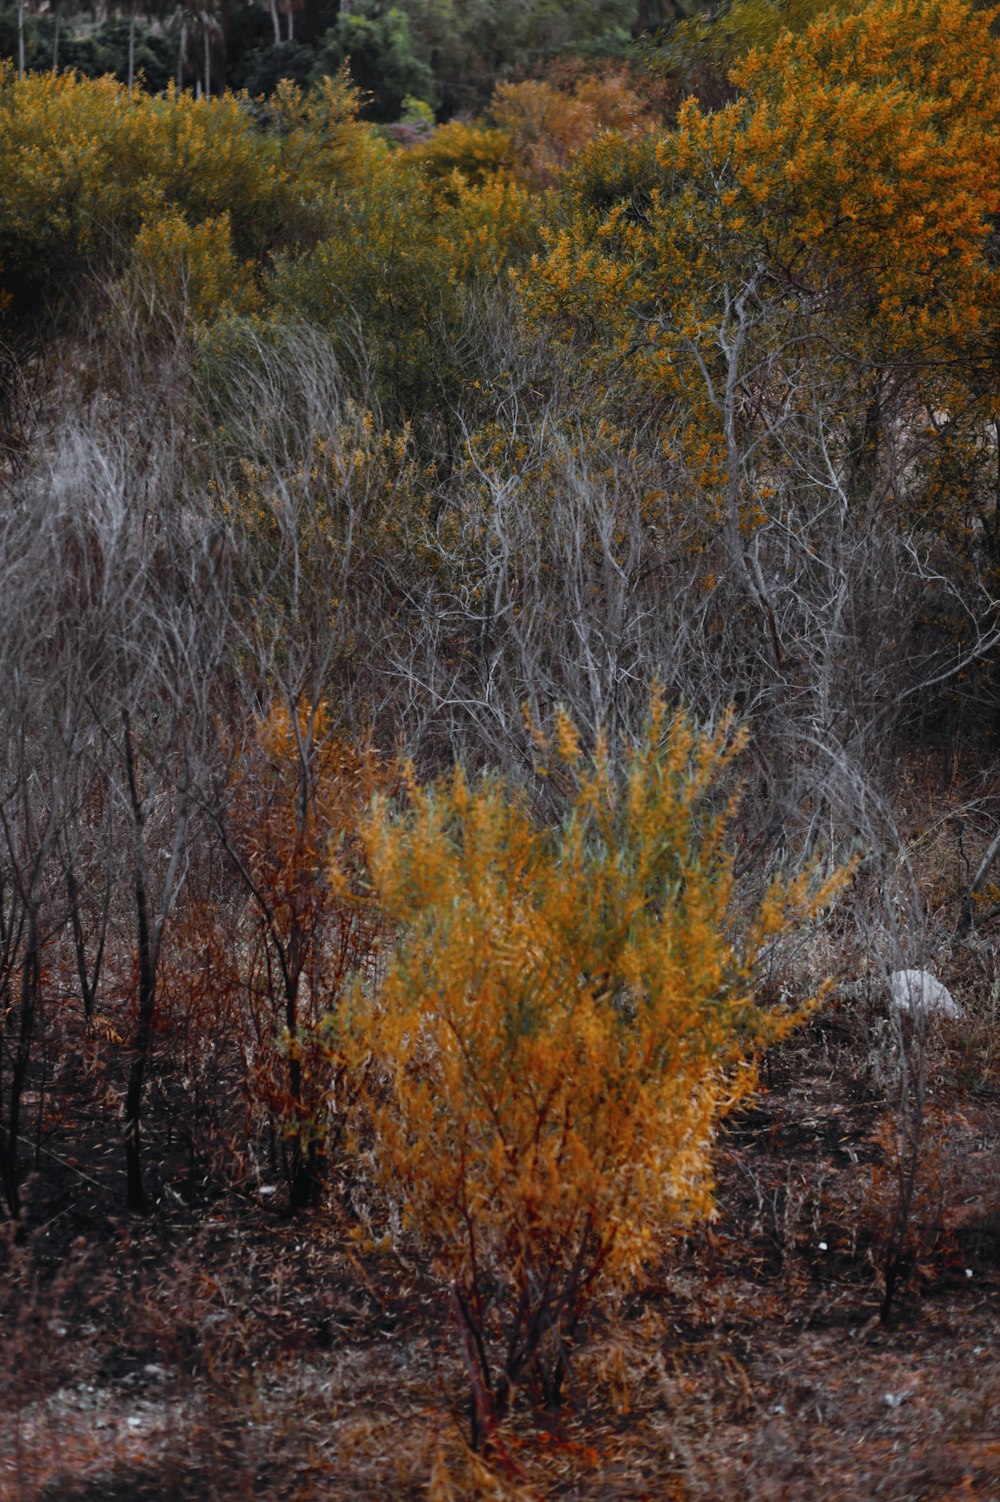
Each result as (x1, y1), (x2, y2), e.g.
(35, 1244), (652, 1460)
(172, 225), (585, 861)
(0, 1006), (997, 1502)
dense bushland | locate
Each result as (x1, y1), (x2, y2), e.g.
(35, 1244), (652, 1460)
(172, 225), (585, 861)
(0, 0), (998, 1471)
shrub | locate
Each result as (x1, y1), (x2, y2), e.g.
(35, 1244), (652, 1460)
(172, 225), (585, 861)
(185, 702), (391, 1211)
(270, 151), (537, 423)
(491, 68), (655, 188)
(0, 67), (377, 324)
(334, 694), (845, 1441)
(407, 119), (513, 187)
(125, 207), (261, 329)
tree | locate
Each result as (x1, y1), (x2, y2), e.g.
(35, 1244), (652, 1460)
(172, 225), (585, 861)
(311, 4), (436, 119)
(525, 0), (1000, 854)
(371, 0), (641, 117)
(174, 0), (224, 93)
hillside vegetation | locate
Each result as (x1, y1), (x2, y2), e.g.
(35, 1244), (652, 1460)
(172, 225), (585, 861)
(0, 2), (998, 1496)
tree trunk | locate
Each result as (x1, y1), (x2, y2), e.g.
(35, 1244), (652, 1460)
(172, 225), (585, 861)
(0, 913), (40, 1220)
(65, 866), (99, 1020)
(204, 21), (210, 96)
(127, 1), (137, 88)
(270, 0), (280, 45)
(17, 0), (25, 78)
(123, 719), (158, 1214)
(124, 866), (156, 1212)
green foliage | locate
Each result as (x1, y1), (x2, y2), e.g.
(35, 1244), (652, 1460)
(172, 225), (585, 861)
(238, 39), (318, 96)
(269, 150), (541, 423)
(312, 3), (437, 120)
(374, 0), (644, 116)
(399, 92), (434, 126)
(0, 8), (178, 87)
(268, 167), (460, 419)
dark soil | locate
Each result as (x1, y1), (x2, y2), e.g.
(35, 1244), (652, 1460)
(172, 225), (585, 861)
(1, 1013), (998, 1501)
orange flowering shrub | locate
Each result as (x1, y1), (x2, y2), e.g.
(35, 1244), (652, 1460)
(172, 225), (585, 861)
(333, 694), (845, 1438)
(199, 703), (390, 1209)
(492, 68), (655, 188)
(532, 0), (1000, 404)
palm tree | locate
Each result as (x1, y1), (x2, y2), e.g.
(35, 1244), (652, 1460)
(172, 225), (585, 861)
(281, 0), (302, 40)
(174, 0), (223, 94)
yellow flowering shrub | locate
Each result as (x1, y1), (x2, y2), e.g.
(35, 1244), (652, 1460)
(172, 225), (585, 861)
(433, 175), (543, 282)
(125, 208), (261, 328)
(333, 693), (845, 1438)
(524, 0), (1000, 550)
(0, 66), (377, 320)
(531, 0), (1000, 401)
(407, 119), (514, 187)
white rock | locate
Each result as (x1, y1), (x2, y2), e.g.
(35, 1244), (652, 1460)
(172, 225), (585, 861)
(889, 968), (962, 1020)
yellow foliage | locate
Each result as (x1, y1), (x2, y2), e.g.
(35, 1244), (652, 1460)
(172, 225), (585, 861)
(401, 117), (541, 277)
(526, 0), (1000, 531)
(126, 208), (260, 327)
(333, 692), (846, 1413)
(492, 69), (657, 189)
(435, 176), (543, 282)
(408, 120), (514, 188)
(0, 66), (377, 318)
